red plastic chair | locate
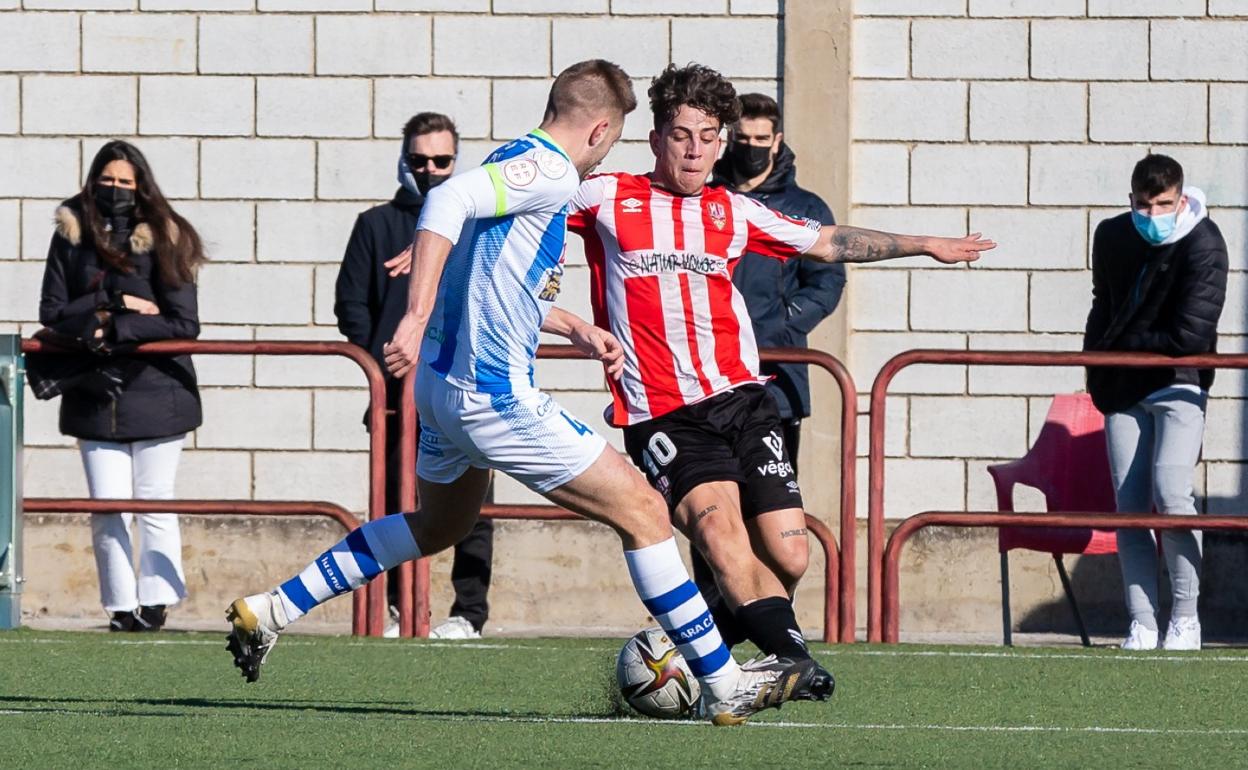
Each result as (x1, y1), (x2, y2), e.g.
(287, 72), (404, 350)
(987, 393), (1118, 647)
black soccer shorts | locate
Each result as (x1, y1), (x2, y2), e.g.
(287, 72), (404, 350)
(622, 384), (803, 519)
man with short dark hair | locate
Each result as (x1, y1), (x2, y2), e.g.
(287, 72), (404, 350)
(230, 60), (807, 727)
(566, 63), (994, 699)
(334, 112), (494, 640)
(1084, 153), (1227, 652)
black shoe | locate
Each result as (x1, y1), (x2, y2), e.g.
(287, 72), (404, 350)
(135, 605), (167, 631)
(787, 657), (836, 702)
(109, 611), (138, 632)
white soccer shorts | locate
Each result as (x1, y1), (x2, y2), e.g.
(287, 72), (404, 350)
(414, 363), (607, 494)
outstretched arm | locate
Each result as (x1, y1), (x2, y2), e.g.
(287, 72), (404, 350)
(542, 307), (624, 380)
(804, 226), (995, 265)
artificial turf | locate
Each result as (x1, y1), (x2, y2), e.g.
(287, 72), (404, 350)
(1, 629), (1245, 768)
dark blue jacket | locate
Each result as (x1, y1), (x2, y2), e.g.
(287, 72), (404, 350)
(334, 187), (423, 409)
(712, 144), (845, 419)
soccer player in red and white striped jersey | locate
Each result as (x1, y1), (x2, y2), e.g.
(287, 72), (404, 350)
(567, 64), (995, 670)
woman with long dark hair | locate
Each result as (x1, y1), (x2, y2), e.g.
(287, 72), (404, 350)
(38, 140), (206, 631)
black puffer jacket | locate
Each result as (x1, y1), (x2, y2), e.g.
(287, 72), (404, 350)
(333, 187), (422, 411)
(38, 197), (202, 441)
(1083, 208), (1228, 414)
(712, 144), (845, 419)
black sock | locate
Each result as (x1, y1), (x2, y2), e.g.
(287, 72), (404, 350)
(735, 596), (810, 660)
(691, 547), (749, 647)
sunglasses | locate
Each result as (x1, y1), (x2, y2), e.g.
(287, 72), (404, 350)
(406, 153), (454, 170)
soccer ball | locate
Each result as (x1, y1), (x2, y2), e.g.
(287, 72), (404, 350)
(616, 627), (701, 719)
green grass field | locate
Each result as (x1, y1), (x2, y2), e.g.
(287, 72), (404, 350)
(3, 630), (1247, 768)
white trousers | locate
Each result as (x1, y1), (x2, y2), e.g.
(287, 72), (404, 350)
(79, 435), (188, 612)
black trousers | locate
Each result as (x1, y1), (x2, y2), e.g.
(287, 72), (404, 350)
(690, 418), (801, 618)
(380, 407), (493, 632)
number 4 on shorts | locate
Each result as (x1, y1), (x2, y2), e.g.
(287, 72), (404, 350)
(560, 411), (592, 436)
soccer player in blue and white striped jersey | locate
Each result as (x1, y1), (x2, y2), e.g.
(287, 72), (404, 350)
(225, 60), (816, 725)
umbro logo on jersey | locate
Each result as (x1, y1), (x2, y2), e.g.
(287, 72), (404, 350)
(763, 430), (784, 460)
(620, 197), (643, 213)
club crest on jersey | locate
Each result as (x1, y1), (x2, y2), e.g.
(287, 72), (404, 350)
(707, 201), (727, 230)
(538, 264), (564, 301)
(620, 197), (643, 213)
(501, 158), (538, 188)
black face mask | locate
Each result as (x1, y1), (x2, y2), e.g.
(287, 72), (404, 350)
(93, 184), (136, 218)
(726, 143), (773, 179)
(414, 171), (451, 196)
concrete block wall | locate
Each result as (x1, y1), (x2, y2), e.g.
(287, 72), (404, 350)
(0, 3), (789, 628)
(850, 3), (1248, 523)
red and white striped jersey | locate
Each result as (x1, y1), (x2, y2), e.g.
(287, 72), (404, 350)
(567, 172), (822, 426)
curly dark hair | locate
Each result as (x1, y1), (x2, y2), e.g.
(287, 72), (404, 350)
(647, 63), (740, 132)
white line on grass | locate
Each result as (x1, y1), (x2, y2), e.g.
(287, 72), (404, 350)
(3, 707), (1247, 738)
(2, 637), (1247, 664)
(438, 715), (1248, 737)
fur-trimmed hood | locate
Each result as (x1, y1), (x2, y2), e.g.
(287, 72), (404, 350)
(54, 201), (160, 255)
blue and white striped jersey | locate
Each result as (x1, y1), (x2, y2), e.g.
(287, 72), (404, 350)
(417, 129), (579, 394)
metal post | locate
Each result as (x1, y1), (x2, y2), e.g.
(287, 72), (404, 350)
(0, 335), (24, 628)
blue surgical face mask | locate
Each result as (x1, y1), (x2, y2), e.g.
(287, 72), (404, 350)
(1132, 208), (1177, 245)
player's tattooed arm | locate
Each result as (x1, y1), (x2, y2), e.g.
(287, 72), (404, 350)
(806, 226), (995, 265)
(780, 528), (807, 539)
(543, 308), (625, 380)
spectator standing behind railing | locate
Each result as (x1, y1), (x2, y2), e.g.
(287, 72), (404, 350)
(699, 92), (845, 620)
(1083, 154), (1228, 651)
(335, 113), (493, 640)
(36, 140), (205, 632)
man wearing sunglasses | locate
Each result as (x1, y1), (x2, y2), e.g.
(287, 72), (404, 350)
(334, 111), (494, 640)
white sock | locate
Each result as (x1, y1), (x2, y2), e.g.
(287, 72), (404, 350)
(275, 514), (420, 623)
(624, 537), (739, 700)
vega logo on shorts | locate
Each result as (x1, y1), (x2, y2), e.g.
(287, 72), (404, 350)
(758, 431), (793, 478)
(763, 430), (784, 460)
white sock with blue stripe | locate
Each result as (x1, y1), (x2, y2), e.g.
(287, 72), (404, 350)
(274, 514), (421, 623)
(624, 537), (739, 701)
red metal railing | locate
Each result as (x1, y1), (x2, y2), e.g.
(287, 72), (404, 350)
(867, 348), (1248, 643)
(24, 498), (367, 634)
(20, 338), (392, 636)
(883, 512), (1248, 643)
(401, 345), (858, 643)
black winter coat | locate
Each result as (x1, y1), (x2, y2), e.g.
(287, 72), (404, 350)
(712, 144), (845, 419)
(333, 187), (423, 411)
(39, 199), (202, 441)
(1083, 212), (1228, 414)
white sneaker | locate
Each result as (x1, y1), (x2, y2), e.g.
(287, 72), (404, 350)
(225, 592), (288, 682)
(383, 605), (400, 639)
(1120, 620), (1159, 651)
(429, 616), (481, 640)
(1163, 615), (1202, 651)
